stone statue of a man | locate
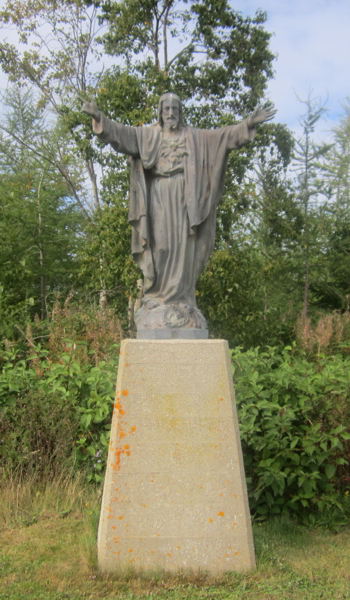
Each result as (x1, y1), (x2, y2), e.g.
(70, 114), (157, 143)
(82, 93), (276, 338)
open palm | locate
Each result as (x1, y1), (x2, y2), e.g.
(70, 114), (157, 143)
(248, 105), (277, 128)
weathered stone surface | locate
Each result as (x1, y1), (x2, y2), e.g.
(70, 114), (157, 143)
(137, 327), (208, 339)
(83, 95), (276, 334)
(98, 339), (255, 574)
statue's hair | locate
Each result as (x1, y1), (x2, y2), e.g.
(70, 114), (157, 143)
(158, 92), (184, 127)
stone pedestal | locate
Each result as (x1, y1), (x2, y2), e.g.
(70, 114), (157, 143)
(98, 340), (255, 574)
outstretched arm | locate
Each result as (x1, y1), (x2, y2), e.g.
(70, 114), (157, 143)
(80, 98), (139, 157)
(217, 104), (277, 151)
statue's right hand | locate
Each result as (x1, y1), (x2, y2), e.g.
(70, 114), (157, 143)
(80, 98), (101, 123)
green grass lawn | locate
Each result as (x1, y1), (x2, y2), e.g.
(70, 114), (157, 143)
(0, 493), (349, 600)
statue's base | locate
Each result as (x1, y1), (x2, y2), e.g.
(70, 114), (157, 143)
(134, 300), (207, 331)
(98, 340), (255, 574)
(137, 328), (208, 339)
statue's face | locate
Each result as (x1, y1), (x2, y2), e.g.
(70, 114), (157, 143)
(161, 98), (180, 130)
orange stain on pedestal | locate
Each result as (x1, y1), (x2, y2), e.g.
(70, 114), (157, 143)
(131, 426), (136, 432)
(115, 400), (125, 416)
(115, 449), (122, 469)
(115, 442), (132, 468)
(128, 548), (133, 553)
(122, 390), (128, 396)
(208, 518), (213, 523)
(217, 511), (225, 517)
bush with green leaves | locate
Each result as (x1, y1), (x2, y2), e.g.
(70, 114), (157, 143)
(0, 343), (117, 482)
(234, 345), (350, 524)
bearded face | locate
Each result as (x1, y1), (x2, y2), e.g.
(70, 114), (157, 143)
(161, 97), (181, 130)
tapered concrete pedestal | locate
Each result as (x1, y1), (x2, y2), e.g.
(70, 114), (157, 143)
(98, 340), (255, 574)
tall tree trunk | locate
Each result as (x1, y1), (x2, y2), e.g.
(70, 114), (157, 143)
(87, 153), (107, 308)
(163, 2), (171, 73)
(37, 174), (46, 320)
(303, 259), (309, 319)
(128, 296), (134, 336)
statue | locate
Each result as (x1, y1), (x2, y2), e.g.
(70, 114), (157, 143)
(82, 93), (276, 338)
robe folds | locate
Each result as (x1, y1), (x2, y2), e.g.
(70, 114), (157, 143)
(94, 117), (255, 307)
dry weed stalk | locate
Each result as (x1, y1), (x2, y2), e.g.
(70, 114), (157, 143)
(48, 293), (123, 365)
(296, 310), (350, 353)
(296, 314), (316, 352)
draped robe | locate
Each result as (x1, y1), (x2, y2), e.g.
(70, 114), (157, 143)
(94, 117), (255, 308)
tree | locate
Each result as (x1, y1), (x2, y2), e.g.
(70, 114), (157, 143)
(311, 100), (350, 311)
(0, 0), (113, 307)
(0, 0), (102, 208)
(93, 0), (274, 117)
(292, 93), (333, 319)
(0, 85), (85, 320)
(245, 124), (303, 332)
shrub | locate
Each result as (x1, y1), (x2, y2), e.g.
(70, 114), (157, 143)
(233, 345), (350, 524)
(0, 343), (117, 481)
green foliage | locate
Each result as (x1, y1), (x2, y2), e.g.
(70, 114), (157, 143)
(310, 100), (350, 311)
(197, 245), (262, 346)
(0, 341), (117, 483)
(292, 93), (333, 319)
(79, 202), (141, 319)
(197, 245), (296, 348)
(98, 0), (274, 114)
(234, 345), (350, 524)
(0, 85), (86, 319)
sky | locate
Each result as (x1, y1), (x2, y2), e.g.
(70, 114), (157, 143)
(235, 0), (350, 142)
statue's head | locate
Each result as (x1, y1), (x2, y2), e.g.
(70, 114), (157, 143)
(158, 92), (183, 130)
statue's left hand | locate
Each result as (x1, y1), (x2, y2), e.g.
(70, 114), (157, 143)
(248, 105), (277, 128)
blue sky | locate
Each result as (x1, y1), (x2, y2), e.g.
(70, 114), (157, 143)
(235, 0), (350, 141)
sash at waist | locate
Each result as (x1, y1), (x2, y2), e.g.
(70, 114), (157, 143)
(151, 167), (184, 178)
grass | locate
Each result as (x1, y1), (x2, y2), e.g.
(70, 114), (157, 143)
(0, 475), (350, 600)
